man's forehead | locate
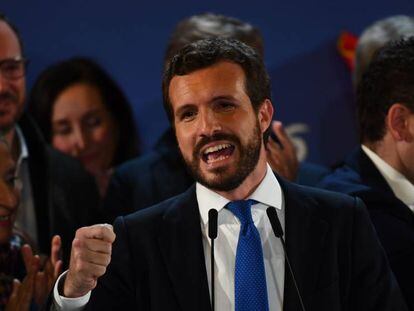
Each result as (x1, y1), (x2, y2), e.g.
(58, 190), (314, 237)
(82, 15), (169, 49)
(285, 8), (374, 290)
(169, 61), (246, 101)
(172, 61), (245, 80)
(0, 20), (22, 58)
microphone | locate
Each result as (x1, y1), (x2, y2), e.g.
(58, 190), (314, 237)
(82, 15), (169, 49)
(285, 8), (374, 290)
(266, 207), (306, 311)
(266, 206), (284, 238)
(208, 209), (218, 239)
(208, 209), (218, 311)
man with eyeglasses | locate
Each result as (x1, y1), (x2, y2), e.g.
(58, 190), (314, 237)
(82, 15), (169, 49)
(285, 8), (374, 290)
(0, 57), (26, 81)
(0, 13), (102, 267)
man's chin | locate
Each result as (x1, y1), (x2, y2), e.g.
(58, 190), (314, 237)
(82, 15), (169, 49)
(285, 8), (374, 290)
(0, 119), (17, 134)
(196, 169), (245, 192)
(0, 111), (20, 132)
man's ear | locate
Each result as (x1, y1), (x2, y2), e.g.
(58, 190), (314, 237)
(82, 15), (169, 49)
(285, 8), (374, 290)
(387, 103), (413, 142)
(258, 99), (274, 134)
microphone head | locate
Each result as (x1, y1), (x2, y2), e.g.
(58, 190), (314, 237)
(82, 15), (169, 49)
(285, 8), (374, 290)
(266, 206), (284, 238)
(208, 209), (218, 239)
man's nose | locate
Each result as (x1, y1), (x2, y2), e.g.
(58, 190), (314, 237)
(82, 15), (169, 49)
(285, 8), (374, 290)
(199, 110), (222, 137)
(0, 73), (9, 93)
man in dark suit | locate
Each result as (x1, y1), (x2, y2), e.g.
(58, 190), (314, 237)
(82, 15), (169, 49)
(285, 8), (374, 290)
(52, 38), (406, 310)
(0, 13), (102, 265)
(318, 33), (414, 309)
(104, 13), (329, 221)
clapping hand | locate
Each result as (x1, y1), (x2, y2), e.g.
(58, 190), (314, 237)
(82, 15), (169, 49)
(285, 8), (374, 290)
(5, 247), (39, 311)
(33, 235), (63, 305)
(5, 235), (62, 310)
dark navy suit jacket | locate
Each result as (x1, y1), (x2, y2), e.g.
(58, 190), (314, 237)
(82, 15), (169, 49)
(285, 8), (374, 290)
(104, 128), (330, 221)
(89, 178), (406, 310)
(318, 147), (414, 309)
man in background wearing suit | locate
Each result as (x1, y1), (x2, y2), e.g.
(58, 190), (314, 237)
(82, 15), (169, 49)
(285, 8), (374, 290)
(0, 13), (102, 265)
(104, 13), (329, 221)
(53, 38), (406, 310)
(318, 17), (414, 308)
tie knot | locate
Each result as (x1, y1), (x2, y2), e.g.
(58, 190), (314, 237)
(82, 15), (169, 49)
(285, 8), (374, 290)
(226, 199), (257, 226)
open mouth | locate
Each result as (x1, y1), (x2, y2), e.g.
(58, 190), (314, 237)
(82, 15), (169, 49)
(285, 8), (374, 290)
(202, 143), (235, 164)
(0, 107), (11, 116)
(0, 206), (14, 223)
(0, 214), (12, 226)
(0, 98), (15, 108)
(0, 215), (11, 221)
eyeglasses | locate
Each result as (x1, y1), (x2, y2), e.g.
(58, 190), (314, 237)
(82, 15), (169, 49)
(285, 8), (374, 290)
(0, 57), (28, 80)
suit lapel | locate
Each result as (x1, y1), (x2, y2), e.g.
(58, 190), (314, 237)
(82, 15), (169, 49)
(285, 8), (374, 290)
(157, 186), (211, 311)
(347, 148), (414, 225)
(279, 179), (329, 311)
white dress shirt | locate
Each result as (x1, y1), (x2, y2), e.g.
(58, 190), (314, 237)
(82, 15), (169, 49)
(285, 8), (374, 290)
(198, 164), (285, 311)
(14, 126), (38, 245)
(53, 271), (91, 310)
(362, 145), (414, 212)
(53, 164), (285, 310)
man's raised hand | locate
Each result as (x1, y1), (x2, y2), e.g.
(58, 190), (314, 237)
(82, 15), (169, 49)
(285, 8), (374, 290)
(63, 224), (116, 298)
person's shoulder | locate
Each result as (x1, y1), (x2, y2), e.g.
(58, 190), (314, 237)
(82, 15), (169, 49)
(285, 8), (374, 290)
(317, 160), (369, 195)
(111, 143), (191, 198)
(317, 147), (374, 192)
(45, 146), (93, 180)
(119, 185), (196, 227)
(287, 179), (357, 206)
(114, 129), (181, 181)
(116, 149), (164, 177)
(46, 147), (101, 208)
(296, 161), (331, 186)
(282, 178), (365, 223)
(282, 180), (370, 232)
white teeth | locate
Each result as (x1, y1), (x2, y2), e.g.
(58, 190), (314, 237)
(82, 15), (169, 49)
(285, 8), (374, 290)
(204, 143), (231, 155)
(207, 154), (230, 164)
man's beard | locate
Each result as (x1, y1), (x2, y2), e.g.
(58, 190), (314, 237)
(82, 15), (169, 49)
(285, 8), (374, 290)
(182, 121), (262, 192)
(0, 92), (20, 133)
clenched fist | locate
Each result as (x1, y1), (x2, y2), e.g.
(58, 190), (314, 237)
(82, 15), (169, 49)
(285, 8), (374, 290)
(63, 224), (116, 298)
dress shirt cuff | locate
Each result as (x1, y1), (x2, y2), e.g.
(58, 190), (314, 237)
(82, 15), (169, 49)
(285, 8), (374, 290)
(53, 270), (91, 310)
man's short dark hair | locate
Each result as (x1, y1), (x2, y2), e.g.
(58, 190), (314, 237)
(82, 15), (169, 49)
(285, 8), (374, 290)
(164, 13), (264, 68)
(0, 12), (24, 56)
(162, 38), (271, 124)
(357, 37), (414, 143)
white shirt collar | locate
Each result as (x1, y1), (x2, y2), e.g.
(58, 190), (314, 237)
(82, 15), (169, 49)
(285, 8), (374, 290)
(361, 144), (414, 207)
(197, 164), (283, 226)
(15, 125), (29, 161)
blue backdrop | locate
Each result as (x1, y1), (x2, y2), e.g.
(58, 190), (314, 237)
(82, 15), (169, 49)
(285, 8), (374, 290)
(3, 1), (414, 165)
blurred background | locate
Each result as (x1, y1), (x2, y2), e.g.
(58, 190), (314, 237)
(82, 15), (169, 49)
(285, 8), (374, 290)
(3, 0), (414, 165)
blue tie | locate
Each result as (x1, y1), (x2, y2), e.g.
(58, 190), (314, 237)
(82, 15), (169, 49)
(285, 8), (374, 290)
(226, 200), (269, 311)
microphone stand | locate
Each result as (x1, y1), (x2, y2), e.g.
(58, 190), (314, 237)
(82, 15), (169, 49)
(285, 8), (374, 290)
(266, 206), (306, 311)
(208, 209), (218, 311)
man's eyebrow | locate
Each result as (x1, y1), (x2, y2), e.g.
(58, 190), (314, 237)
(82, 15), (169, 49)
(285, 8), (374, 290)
(175, 104), (196, 117)
(174, 95), (239, 117)
(210, 95), (238, 102)
(52, 119), (69, 125)
(0, 56), (24, 63)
